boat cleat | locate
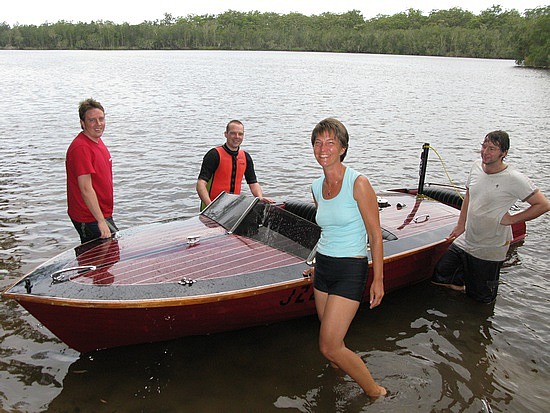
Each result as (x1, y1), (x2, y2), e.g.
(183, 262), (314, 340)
(187, 235), (200, 246)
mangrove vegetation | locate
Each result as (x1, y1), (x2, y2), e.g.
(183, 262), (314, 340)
(1, 5), (548, 68)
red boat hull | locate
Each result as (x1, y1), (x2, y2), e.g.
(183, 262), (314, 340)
(14, 240), (450, 353)
(4, 191), (458, 352)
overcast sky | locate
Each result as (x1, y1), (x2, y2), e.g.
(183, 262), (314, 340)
(2, 1), (546, 26)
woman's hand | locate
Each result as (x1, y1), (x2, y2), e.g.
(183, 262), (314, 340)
(303, 266), (315, 278)
(369, 277), (384, 309)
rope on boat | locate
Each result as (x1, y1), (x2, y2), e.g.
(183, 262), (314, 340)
(420, 145), (465, 202)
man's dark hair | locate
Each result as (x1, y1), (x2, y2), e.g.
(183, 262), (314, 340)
(484, 130), (510, 153)
(226, 119), (244, 133)
(79, 98), (105, 121)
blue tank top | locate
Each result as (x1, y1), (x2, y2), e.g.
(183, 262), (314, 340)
(312, 167), (367, 257)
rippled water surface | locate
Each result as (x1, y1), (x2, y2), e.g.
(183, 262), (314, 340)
(0, 50), (549, 412)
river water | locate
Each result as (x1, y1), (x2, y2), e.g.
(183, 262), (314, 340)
(0, 50), (549, 412)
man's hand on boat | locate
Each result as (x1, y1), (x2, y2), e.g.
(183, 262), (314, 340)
(259, 196), (276, 204)
(447, 223), (465, 240)
(302, 266), (315, 278)
(98, 219), (112, 239)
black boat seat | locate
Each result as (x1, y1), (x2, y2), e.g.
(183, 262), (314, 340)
(283, 200), (317, 224)
(422, 186), (463, 209)
(282, 200), (398, 241)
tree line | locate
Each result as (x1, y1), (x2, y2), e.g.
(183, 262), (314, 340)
(1, 5), (548, 68)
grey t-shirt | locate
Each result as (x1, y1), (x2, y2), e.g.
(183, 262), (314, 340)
(454, 160), (537, 261)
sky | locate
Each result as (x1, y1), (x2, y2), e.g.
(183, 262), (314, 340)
(2, 0), (547, 26)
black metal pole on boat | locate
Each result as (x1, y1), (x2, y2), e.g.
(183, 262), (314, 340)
(417, 143), (430, 195)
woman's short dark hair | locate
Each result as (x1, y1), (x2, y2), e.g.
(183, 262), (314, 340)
(311, 118), (349, 161)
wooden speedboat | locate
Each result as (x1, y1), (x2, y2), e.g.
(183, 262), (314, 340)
(2, 144), (525, 353)
(2, 190), (460, 353)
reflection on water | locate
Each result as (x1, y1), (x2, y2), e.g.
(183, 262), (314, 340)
(47, 319), (321, 413)
(42, 282), (508, 413)
(0, 51), (549, 412)
(379, 284), (501, 412)
(74, 238), (120, 285)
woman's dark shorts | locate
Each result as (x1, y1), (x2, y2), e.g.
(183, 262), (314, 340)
(313, 252), (369, 302)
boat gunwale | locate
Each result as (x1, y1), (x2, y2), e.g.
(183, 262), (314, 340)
(3, 275), (312, 308)
(3, 236), (452, 308)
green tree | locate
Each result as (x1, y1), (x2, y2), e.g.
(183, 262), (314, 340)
(513, 6), (550, 67)
(1, 6), (548, 67)
(428, 7), (476, 28)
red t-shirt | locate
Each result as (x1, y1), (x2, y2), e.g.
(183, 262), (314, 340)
(66, 132), (114, 222)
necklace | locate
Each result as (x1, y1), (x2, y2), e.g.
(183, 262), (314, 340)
(325, 175), (342, 198)
(324, 166), (345, 197)
(324, 178), (341, 197)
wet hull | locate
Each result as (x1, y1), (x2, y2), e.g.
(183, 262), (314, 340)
(3, 191), (459, 353)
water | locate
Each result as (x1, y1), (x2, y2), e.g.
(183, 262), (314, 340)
(0, 50), (549, 412)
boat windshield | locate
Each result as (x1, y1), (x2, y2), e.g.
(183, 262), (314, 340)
(202, 193), (321, 260)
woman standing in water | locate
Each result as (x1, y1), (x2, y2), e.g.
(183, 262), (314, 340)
(305, 118), (386, 397)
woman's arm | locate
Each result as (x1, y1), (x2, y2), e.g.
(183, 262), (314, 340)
(355, 176), (384, 309)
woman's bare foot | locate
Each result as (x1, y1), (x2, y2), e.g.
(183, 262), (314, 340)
(367, 385), (387, 398)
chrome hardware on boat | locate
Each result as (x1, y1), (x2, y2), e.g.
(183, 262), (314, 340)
(377, 197), (390, 208)
(24, 279), (32, 293)
(178, 278), (195, 286)
(187, 235), (200, 246)
(413, 214), (430, 223)
(51, 266), (97, 283)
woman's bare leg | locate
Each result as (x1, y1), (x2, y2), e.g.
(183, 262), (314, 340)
(315, 289), (386, 397)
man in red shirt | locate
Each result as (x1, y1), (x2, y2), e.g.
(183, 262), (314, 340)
(66, 98), (118, 243)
